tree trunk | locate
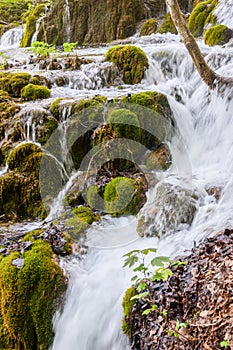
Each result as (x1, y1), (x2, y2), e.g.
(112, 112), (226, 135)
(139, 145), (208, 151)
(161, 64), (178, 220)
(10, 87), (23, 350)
(165, 0), (232, 90)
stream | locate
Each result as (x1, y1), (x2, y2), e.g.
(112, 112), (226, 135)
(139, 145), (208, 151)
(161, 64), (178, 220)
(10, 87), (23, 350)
(1, 13), (233, 350)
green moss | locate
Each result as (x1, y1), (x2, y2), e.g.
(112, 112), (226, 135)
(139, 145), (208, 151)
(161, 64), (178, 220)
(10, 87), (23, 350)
(105, 45), (149, 84)
(0, 89), (10, 99)
(0, 240), (66, 349)
(140, 19), (158, 36)
(188, 0), (218, 37)
(7, 142), (42, 173)
(108, 108), (140, 138)
(86, 185), (104, 210)
(21, 83), (51, 100)
(50, 98), (63, 119)
(70, 97), (107, 169)
(122, 286), (136, 337)
(66, 206), (100, 239)
(71, 96), (107, 114)
(0, 0), (28, 27)
(104, 176), (145, 216)
(0, 72), (31, 98)
(1, 143), (46, 219)
(157, 13), (177, 34)
(204, 24), (233, 46)
(20, 4), (45, 47)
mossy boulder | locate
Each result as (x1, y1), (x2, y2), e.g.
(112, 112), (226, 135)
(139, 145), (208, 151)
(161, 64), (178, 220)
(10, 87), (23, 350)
(105, 45), (149, 84)
(0, 239), (66, 349)
(104, 176), (146, 216)
(20, 4), (45, 48)
(21, 83), (51, 100)
(157, 13), (177, 34)
(0, 73), (31, 98)
(188, 0), (218, 37)
(0, 143), (46, 219)
(66, 206), (100, 239)
(140, 19), (158, 36)
(204, 24), (233, 46)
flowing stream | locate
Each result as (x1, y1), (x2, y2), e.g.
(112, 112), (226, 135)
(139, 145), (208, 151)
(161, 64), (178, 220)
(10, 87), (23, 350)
(1, 19), (233, 350)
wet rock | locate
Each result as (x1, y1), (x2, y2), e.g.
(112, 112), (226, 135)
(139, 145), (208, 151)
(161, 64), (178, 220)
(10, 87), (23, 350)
(36, 225), (72, 256)
(206, 186), (222, 201)
(137, 183), (199, 237)
(146, 144), (171, 171)
(12, 258), (24, 268)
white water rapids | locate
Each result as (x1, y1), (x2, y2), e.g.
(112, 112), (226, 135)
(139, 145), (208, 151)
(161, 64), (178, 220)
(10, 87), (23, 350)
(1, 21), (233, 350)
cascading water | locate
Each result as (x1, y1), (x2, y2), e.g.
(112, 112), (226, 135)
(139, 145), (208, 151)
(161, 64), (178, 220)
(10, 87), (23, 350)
(214, 0), (233, 27)
(31, 17), (44, 44)
(63, 0), (71, 43)
(0, 26), (24, 49)
(1, 16), (233, 349)
(48, 32), (233, 350)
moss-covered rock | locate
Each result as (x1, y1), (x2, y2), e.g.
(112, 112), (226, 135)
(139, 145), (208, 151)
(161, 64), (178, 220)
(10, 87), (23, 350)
(140, 19), (158, 36)
(104, 176), (146, 216)
(157, 13), (177, 34)
(20, 4), (45, 48)
(0, 239), (66, 349)
(0, 142), (46, 219)
(66, 206), (100, 239)
(188, 0), (218, 37)
(204, 24), (233, 46)
(69, 97), (107, 169)
(105, 45), (149, 84)
(122, 286), (136, 337)
(0, 73), (31, 98)
(21, 83), (51, 100)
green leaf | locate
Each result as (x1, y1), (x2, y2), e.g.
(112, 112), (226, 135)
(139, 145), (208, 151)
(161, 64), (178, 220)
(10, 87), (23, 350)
(142, 308), (152, 315)
(220, 340), (229, 347)
(123, 255), (139, 268)
(123, 250), (140, 257)
(151, 268), (172, 281)
(137, 282), (147, 292)
(133, 264), (148, 272)
(131, 275), (138, 282)
(151, 256), (171, 267)
(142, 249), (149, 255)
(130, 291), (149, 301)
(148, 248), (157, 253)
(171, 260), (188, 267)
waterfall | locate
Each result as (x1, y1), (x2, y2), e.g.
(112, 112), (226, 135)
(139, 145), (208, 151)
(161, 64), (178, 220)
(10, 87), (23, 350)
(0, 26), (24, 49)
(63, 0), (71, 43)
(47, 30), (233, 349)
(214, 0), (233, 27)
(31, 17), (44, 44)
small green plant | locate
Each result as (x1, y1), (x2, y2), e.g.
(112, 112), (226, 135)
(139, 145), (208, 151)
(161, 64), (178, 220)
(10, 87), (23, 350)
(220, 340), (230, 348)
(63, 42), (78, 53)
(123, 248), (172, 315)
(30, 41), (57, 58)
